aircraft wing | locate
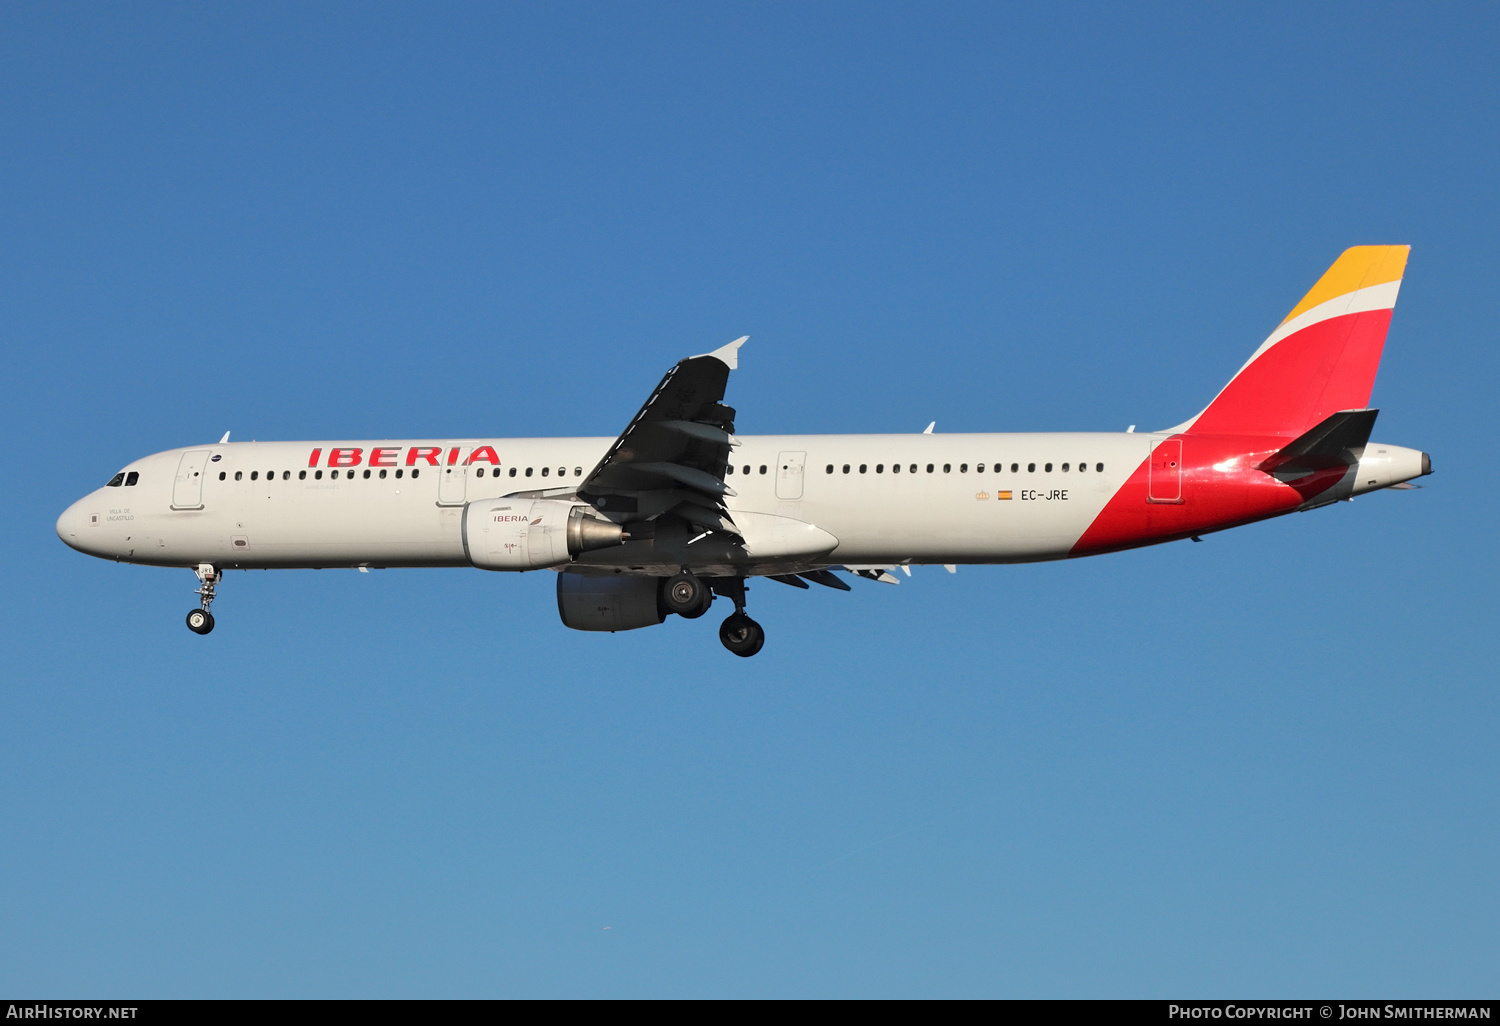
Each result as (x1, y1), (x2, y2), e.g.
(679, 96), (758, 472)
(578, 338), (747, 532)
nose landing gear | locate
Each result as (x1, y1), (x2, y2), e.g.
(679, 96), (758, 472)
(186, 563), (220, 635)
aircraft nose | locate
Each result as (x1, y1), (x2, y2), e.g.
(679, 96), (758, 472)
(56, 497), (97, 553)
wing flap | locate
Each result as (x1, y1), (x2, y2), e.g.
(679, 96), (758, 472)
(579, 338), (747, 521)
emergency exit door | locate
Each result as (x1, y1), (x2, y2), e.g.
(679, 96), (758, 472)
(171, 450), (210, 510)
(776, 451), (806, 500)
(1148, 438), (1183, 504)
(437, 447), (471, 506)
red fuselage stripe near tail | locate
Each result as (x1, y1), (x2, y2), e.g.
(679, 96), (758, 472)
(1072, 434), (1319, 556)
(1073, 306), (1395, 556)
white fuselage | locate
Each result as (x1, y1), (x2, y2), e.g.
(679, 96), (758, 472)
(58, 433), (1156, 572)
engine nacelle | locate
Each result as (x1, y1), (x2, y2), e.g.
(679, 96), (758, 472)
(462, 498), (625, 570)
(556, 572), (666, 632)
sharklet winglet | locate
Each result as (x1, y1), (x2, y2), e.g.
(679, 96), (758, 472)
(696, 336), (747, 370)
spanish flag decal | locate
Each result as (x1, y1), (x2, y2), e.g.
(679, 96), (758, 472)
(998, 490), (1013, 500)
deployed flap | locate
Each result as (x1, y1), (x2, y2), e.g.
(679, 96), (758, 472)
(1261, 408), (1378, 472)
(579, 338), (747, 523)
(798, 569), (852, 591)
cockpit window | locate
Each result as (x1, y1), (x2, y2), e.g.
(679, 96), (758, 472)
(125, 471), (139, 486)
(106, 472), (125, 487)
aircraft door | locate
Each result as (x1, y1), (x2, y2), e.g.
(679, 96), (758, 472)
(437, 447), (472, 506)
(776, 450), (806, 500)
(1147, 438), (1183, 504)
(171, 449), (211, 510)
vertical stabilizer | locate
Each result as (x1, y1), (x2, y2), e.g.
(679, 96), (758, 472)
(1174, 246), (1409, 438)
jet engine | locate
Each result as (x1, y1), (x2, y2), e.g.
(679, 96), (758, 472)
(463, 498), (625, 570)
(556, 572), (666, 632)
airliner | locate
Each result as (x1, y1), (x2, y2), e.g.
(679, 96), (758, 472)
(57, 246), (1430, 656)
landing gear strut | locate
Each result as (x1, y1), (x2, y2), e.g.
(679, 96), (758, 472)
(712, 577), (765, 657)
(186, 563), (219, 635)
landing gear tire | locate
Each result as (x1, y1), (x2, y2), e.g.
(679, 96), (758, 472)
(719, 613), (765, 657)
(663, 572), (712, 619)
(187, 563), (221, 635)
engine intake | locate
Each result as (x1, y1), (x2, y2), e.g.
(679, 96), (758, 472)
(462, 498), (625, 570)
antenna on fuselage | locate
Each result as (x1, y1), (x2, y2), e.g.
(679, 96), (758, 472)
(923, 422), (935, 434)
(219, 431), (231, 443)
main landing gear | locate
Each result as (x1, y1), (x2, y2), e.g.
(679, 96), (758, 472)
(186, 563), (220, 635)
(662, 571), (713, 619)
(719, 612), (765, 658)
(660, 571), (766, 656)
(704, 575), (764, 658)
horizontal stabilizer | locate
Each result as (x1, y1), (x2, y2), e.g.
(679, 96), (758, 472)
(1261, 408), (1378, 472)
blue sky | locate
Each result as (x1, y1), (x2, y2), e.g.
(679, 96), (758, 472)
(3, 2), (1497, 997)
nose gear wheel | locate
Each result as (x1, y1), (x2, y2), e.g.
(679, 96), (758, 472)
(187, 563), (220, 635)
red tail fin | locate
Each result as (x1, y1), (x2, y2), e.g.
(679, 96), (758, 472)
(1177, 246), (1409, 438)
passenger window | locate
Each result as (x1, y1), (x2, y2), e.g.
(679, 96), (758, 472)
(541, 467), (550, 477)
(412, 469), (420, 478)
(1011, 463), (1019, 473)
(379, 469), (387, 479)
(926, 464), (934, 473)
(892, 463), (901, 473)
(943, 464), (951, 473)
(825, 465), (832, 474)
(283, 471), (290, 480)
(575, 468), (582, 476)
(345, 470), (354, 479)
(219, 472), (227, 481)
(1077, 462), (1086, 472)
(759, 465), (767, 475)
(363, 469), (371, 479)
(558, 468), (565, 477)
(842, 464), (850, 474)
(1027, 463), (1035, 473)
(1096, 463), (1104, 472)
(977, 464), (985, 473)
(859, 464), (867, 474)
(314, 470), (322, 480)
(910, 464), (918, 474)
(876, 464), (884, 473)
(959, 464), (967, 473)
(508, 468), (516, 477)
(727, 465), (735, 474)
(1045, 463), (1053, 472)
(298, 470), (306, 480)
(395, 469), (403, 479)
(1061, 463), (1070, 472)
(251, 471), (258, 481)
(475, 467), (485, 477)
(525, 468), (533, 477)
